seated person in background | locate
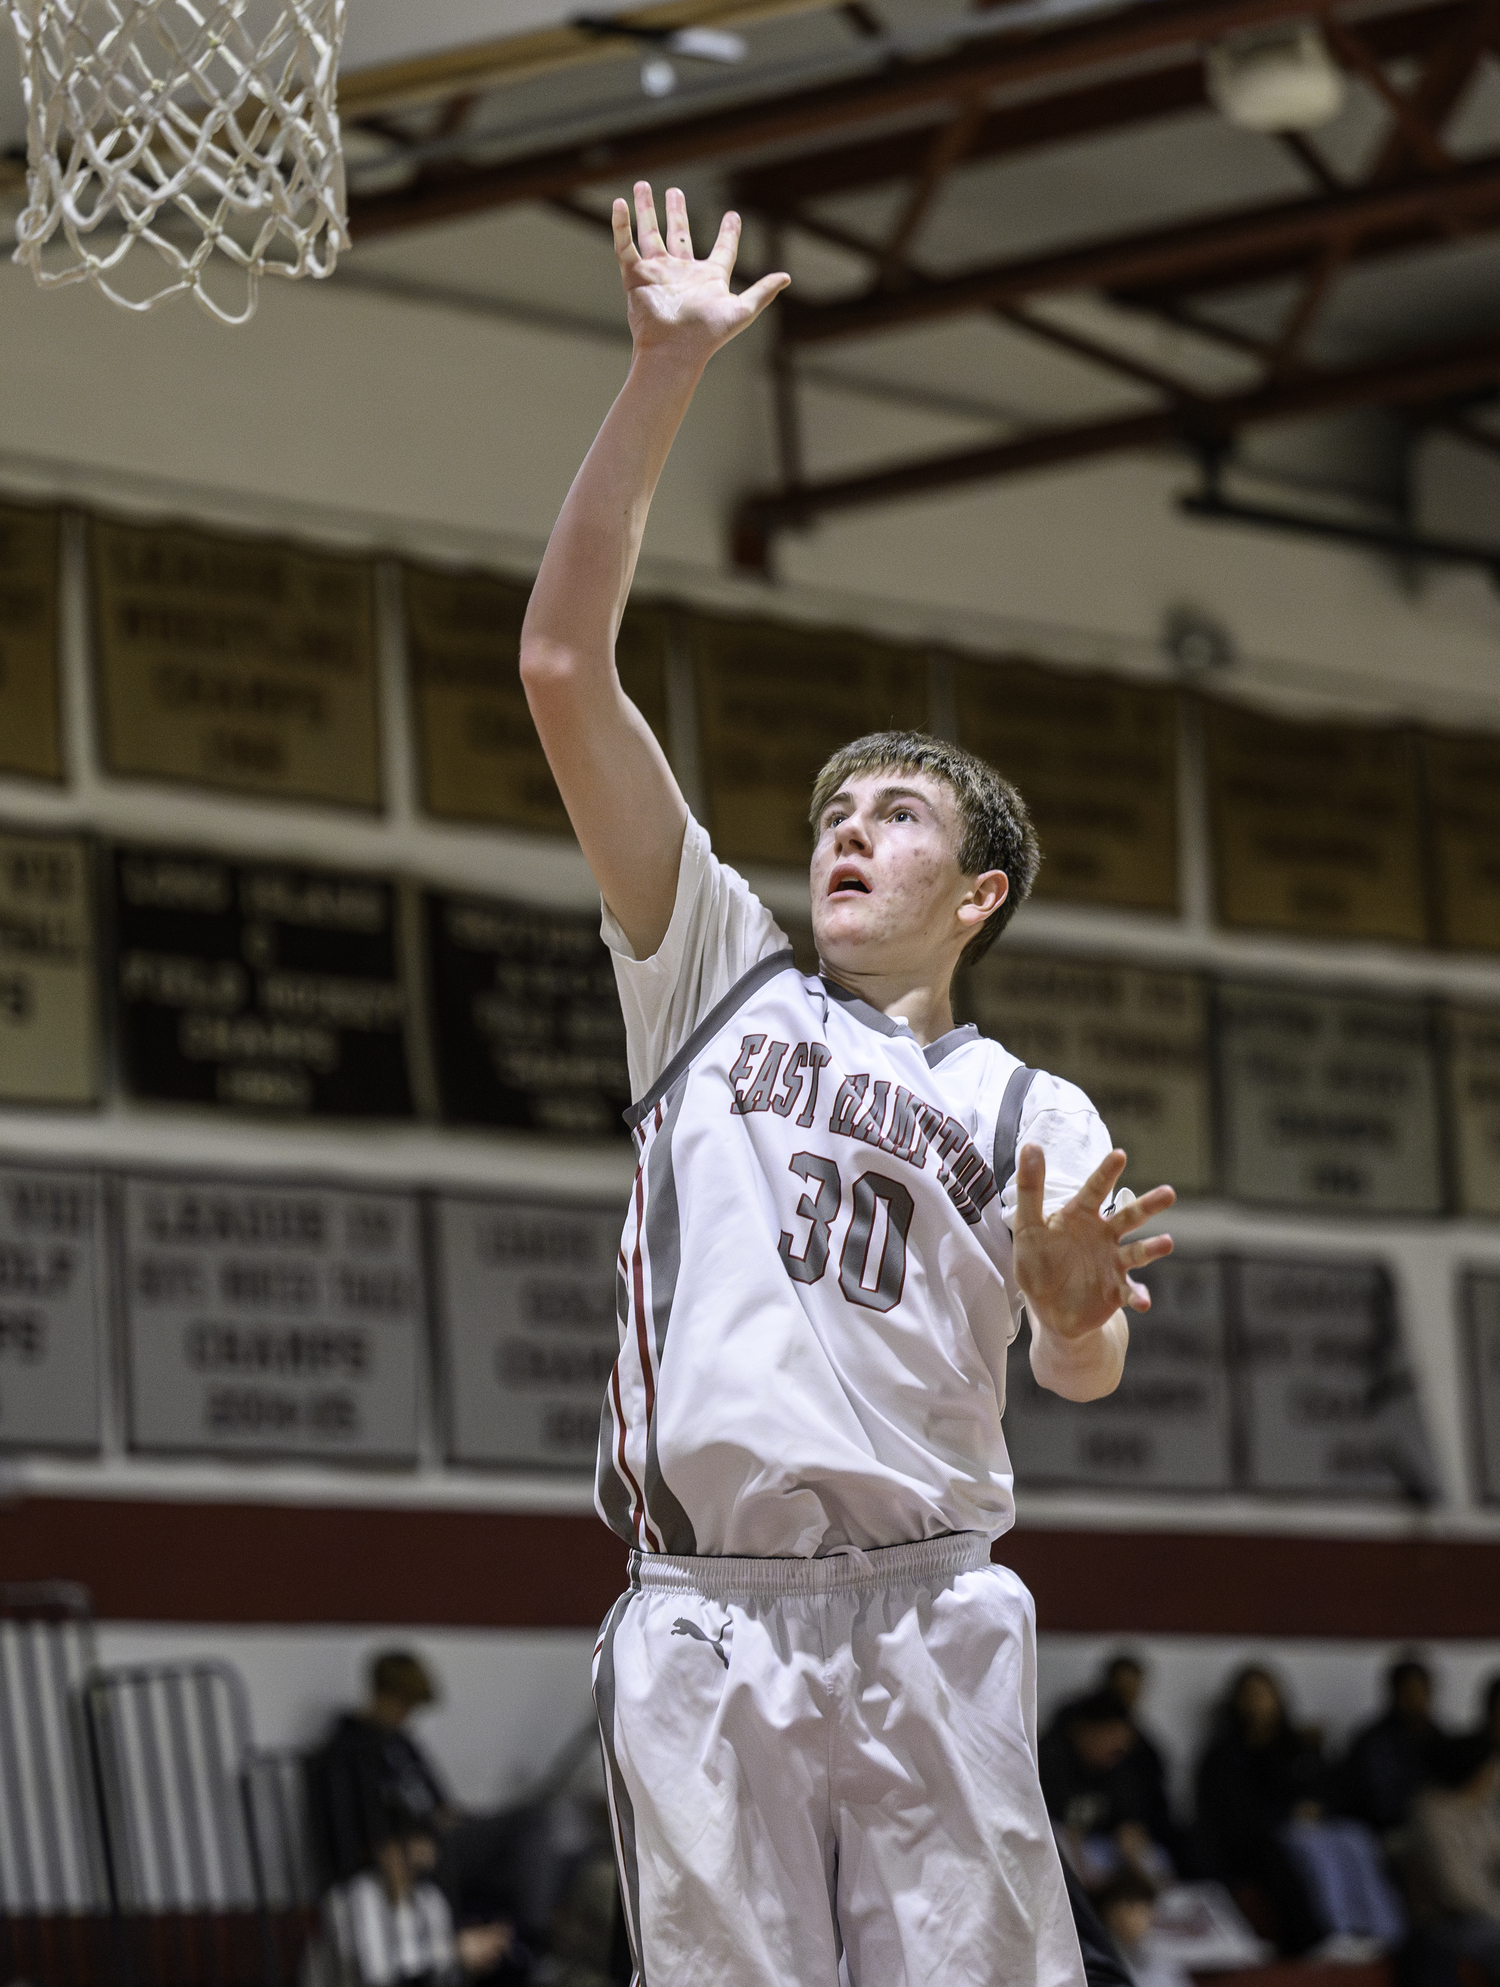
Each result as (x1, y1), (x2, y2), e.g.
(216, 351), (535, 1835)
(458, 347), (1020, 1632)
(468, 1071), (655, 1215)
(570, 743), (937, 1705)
(1409, 1731), (1500, 1984)
(325, 1819), (515, 1987)
(1194, 1665), (1333, 1954)
(310, 1652), (456, 1886)
(1341, 1659), (1458, 1836)
(1089, 1654), (1182, 1866)
(309, 1651), (536, 1941)
(1042, 1689), (1177, 1888)
(1195, 1665), (1405, 1956)
(1094, 1867), (1185, 1987)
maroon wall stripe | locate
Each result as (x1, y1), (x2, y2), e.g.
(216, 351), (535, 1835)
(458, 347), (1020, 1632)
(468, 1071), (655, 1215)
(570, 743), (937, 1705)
(3, 1495), (1499, 1638)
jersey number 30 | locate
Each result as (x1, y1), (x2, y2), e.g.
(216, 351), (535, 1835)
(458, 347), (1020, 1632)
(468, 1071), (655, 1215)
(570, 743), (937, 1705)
(779, 1153), (914, 1313)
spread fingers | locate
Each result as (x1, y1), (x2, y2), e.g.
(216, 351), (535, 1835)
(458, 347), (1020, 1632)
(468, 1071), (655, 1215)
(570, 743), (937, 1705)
(664, 185), (694, 258)
(633, 180), (666, 257)
(612, 198), (640, 270)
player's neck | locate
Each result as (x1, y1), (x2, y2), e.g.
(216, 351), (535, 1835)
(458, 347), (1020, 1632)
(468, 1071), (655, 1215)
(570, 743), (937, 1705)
(819, 964), (955, 1047)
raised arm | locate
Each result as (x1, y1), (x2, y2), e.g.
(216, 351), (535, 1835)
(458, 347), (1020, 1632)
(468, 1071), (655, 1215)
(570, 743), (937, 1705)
(519, 183), (788, 958)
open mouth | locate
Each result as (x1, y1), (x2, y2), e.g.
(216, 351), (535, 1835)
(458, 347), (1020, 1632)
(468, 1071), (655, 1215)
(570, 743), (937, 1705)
(830, 871), (870, 895)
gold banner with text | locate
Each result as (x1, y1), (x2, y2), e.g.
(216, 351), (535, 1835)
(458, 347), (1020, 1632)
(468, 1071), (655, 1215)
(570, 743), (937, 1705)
(0, 829), (98, 1105)
(1206, 701), (1426, 941)
(694, 614), (928, 867)
(406, 564), (668, 832)
(1421, 729), (1500, 953)
(957, 660), (1178, 912)
(0, 503), (62, 782)
(92, 516), (381, 807)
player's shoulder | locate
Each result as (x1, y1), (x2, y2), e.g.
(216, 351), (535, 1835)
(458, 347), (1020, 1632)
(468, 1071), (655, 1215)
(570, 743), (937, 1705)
(1021, 1067), (1101, 1119)
(961, 1026), (1100, 1121)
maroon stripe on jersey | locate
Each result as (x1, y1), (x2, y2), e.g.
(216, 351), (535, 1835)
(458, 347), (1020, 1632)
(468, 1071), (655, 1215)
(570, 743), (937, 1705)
(610, 1362), (657, 1552)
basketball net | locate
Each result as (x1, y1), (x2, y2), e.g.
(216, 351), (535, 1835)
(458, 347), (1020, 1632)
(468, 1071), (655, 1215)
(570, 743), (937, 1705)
(7, 0), (349, 325)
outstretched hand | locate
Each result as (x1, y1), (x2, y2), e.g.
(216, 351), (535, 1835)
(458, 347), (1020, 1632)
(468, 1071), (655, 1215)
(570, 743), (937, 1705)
(1013, 1145), (1175, 1342)
(613, 181), (789, 361)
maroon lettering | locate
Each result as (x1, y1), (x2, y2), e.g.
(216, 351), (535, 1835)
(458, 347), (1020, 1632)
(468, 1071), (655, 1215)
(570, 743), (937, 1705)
(770, 1042), (809, 1119)
(884, 1086), (923, 1163)
(828, 1072), (869, 1138)
(932, 1116), (969, 1182)
(850, 1079), (891, 1150)
(795, 1043), (832, 1128)
(728, 1034), (766, 1112)
(739, 1040), (790, 1114)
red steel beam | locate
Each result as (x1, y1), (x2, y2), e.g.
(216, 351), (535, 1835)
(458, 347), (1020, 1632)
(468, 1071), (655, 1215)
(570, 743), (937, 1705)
(777, 150), (1500, 343)
(347, 0), (1435, 238)
(733, 0), (1471, 210)
(733, 324), (1500, 549)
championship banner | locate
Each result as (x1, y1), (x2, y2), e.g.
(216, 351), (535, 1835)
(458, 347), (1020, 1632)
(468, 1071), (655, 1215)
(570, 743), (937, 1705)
(0, 1164), (104, 1453)
(90, 516), (381, 807)
(956, 660), (1178, 912)
(964, 950), (1213, 1194)
(432, 1192), (621, 1471)
(122, 1171), (425, 1461)
(1421, 729), (1500, 953)
(1003, 1256), (1233, 1491)
(692, 613), (927, 867)
(1215, 981), (1444, 1215)
(113, 846), (415, 1118)
(1231, 1254), (1436, 1501)
(0, 502), (63, 781)
(1464, 1270), (1500, 1505)
(0, 829), (99, 1106)
(1444, 1005), (1500, 1218)
(1205, 702), (1426, 941)
(424, 891), (631, 1140)
(404, 563), (669, 830)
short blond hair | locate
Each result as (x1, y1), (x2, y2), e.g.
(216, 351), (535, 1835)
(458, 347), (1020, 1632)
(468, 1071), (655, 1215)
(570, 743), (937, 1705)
(809, 730), (1039, 967)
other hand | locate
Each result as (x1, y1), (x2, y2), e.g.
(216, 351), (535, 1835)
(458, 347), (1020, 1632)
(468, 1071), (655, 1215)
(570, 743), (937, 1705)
(613, 181), (789, 361)
(1013, 1145), (1174, 1341)
(456, 1923), (513, 1974)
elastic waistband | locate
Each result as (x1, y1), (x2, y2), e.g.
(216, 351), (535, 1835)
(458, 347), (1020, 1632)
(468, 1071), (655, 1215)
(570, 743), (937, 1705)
(629, 1531), (991, 1600)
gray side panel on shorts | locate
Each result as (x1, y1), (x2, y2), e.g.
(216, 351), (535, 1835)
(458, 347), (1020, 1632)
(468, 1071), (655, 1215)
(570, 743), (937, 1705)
(993, 1064), (1039, 1194)
(594, 1592), (647, 1986)
(641, 1080), (698, 1555)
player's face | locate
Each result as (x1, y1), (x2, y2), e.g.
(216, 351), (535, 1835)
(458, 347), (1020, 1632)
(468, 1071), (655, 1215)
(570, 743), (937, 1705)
(809, 768), (1006, 975)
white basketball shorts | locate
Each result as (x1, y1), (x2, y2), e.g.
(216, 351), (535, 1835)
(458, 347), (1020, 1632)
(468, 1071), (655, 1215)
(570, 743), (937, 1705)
(592, 1531), (1087, 1987)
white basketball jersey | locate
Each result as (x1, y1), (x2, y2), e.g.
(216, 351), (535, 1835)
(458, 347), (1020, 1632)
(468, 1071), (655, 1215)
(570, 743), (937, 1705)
(596, 820), (1112, 1560)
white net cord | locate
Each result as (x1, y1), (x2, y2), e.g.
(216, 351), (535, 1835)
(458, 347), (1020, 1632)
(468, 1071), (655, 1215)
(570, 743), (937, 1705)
(7, 0), (350, 325)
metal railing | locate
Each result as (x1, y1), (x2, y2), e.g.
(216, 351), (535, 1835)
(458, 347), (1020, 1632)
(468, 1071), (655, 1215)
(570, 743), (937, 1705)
(81, 1659), (286, 1987)
(0, 1582), (115, 1983)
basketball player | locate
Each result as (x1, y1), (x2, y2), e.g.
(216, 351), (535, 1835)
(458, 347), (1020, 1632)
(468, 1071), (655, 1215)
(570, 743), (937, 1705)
(519, 183), (1176, 1987)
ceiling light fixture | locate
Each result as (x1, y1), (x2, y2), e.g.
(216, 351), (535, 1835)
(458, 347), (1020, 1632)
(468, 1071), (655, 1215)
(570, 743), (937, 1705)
(574, 14), (748, 96)
(1205, 23), (1345, 131)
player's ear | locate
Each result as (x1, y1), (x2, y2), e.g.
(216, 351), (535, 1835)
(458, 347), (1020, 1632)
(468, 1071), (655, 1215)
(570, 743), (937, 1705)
(958, 869), (1008, 929)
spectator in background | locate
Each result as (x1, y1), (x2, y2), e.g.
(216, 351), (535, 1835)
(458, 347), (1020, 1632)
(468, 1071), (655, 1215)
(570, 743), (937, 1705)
(325, 1817), (516, 1987)
(1094, 1866), (1185, 1987)
(1408, 1728), (1500, 1984)
(308, 1651), (540, 1948)
(1041, 1689), (1176, 1888)
(1342, 1660), (1458, 1835)
(1194, 1665), (1332, 1953)
(1195, 1665), (1406, 1957)
(1101, 1654), (1181, 1865)
(310, 1652), (456, 1886)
